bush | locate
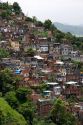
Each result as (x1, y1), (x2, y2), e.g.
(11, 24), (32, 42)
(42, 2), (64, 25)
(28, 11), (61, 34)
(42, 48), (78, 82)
(5, 91), (19, 109)
(0, 48), (10, 58)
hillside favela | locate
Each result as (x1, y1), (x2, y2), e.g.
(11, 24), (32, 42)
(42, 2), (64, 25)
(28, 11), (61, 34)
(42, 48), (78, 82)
(0, 1), (83, 125)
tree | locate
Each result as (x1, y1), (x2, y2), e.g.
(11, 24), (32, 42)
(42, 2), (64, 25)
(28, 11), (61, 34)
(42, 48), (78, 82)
(0, 48), (10, 58)
(64, 32), (73, 41)
(72, 61), (83, 71)
(51, 99), (76, 125)
(26, 48), (35, 57)
(13, 2), (21, 14)
(0, 68), (20, 94)
(36, 21), (43, 27)
(18, 102), (35, 125)
(44, 19), (52, 30)
(5, 91), (19, 109)
(50, 24), (57, 35)
(0, 11), (8, 19)
(0, 33), (3, 41)
(0, 2), (13, 19)
(67, 95), (78, 103)
(33, 118), (55, 125)
(0, 98), (27, 125)
(32, 16), (37, 24)
(55, 31), (64, 42)
(0, 68), (15, 94)
(25, 17), (33, 22)
(0, 2), (8, 10)
(39, 82), (49, 93)
(16, 87), (32, 102)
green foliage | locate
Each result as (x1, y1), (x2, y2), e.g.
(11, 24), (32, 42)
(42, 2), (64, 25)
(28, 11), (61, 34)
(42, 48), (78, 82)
(48, 74), (56, 82)
(32, 30), (48, 37)
(25, 17), (33, 22)
(39, 82), (49, 93)
(0, 68), (20, 94)
(0, 2), (22, 18)
(79, 97), (83, 102)
(0, 48), (10, 58)
(33, 118), (55, 125)
(0, 33), (3, 41)
(72, 61), (83, 71)
(0, 2), (13, 19)
(26, 48), (35, 57)
(0, 2), (82, 125)
(50, 24), (57, 35)
(51, 99), (76, 125)
(16, 87), (32, 102)
(13, 2), (21, 15)
(36, 21), (44, 27)
(32, 16), (37, 24)
(0, 98), (27, 125)
(0, 2), (9, 10)
(32, 82), (49, 93)
(54, 31), (64, 42)
(0, 68), (14, 93)
(5, 91), (19, 109)
(0, 67), (34, 124)
(67, 95), (78, 103)
(44, 19), (52, 30)
(0, 11), (8, 19)
(18, 102), (35, 125)
(64, 32), (73, 40)
(63, 33), (83, 51)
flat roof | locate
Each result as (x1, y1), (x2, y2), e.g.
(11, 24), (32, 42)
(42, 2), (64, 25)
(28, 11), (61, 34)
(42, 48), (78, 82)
(65, 81), (77, 85)
(41, 69), (52, 73)
(34, 55), (44, 60)
(43, 90), (52, 93)
(38, 98), (51, 102)
(46, 82), (59, 85)
(54, 86), (61, 88)
(55, 61), (64, 65)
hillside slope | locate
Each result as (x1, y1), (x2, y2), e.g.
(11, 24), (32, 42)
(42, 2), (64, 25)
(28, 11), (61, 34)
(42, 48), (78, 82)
(0, 98), (27, 125)
(54, 22), (83, 36)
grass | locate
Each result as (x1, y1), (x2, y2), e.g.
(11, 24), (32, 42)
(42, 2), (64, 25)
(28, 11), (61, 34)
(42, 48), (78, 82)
(0, 98), (27, 125)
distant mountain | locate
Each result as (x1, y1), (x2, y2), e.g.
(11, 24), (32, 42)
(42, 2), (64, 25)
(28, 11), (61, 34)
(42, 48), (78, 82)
(54, 22), (83, 36)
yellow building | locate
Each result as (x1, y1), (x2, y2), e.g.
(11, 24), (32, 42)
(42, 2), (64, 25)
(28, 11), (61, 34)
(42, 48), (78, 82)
(10, 41), (20, 51)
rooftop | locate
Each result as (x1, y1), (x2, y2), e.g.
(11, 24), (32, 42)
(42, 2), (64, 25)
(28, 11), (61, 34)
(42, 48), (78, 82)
(65, 81), (77, 85)
(34, 55), (44, 60)
(46, 82), (59, 85)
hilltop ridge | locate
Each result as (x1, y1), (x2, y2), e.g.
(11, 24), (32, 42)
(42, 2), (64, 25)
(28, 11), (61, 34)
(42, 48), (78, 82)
(54, 22), (83, 36)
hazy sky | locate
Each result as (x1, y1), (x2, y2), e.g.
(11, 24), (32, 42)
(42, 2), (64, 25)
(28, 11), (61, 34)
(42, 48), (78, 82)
(2, 0), (83, 25)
